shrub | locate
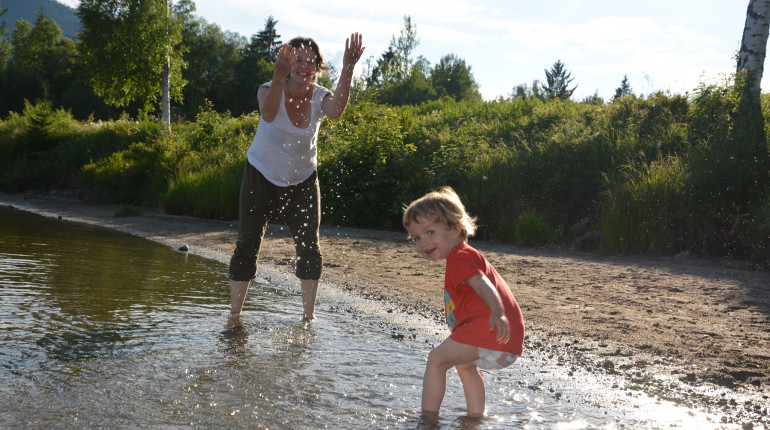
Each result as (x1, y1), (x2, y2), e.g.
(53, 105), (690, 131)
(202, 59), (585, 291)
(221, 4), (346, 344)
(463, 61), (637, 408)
(0, 100), (82, 190)
(318, 102), (415, 229)
(600, 156), (689, 255)
(79, 140), (172, 205)
(161, 112), (257, 220)
(1, 81), (768, 261)
(738, 197), (770, 268)
(514, 212), (551, 247)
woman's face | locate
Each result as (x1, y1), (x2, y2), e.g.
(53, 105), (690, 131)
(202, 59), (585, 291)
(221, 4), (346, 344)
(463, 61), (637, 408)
(290, 46), (318, 85)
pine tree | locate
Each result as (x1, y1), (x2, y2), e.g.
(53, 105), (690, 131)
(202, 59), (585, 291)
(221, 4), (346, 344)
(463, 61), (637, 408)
(612, 74), (632, 101)
(252, 16), (281, 60)
(541, 60), (576, 100)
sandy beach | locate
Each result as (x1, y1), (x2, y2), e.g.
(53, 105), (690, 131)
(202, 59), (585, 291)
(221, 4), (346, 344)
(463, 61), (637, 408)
(2, 191), (769, 425)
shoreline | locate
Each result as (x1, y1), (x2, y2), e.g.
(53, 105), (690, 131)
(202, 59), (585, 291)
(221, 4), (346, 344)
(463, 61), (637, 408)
(2, 191), (769, 426)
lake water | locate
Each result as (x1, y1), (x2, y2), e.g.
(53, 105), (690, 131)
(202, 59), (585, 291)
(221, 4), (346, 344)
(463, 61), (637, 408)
(0, 206), (755, 429)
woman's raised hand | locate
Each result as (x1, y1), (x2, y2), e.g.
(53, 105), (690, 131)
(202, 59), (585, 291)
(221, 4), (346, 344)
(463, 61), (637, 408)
(343, 32), (365, 68)
(274, 43), (297, 80)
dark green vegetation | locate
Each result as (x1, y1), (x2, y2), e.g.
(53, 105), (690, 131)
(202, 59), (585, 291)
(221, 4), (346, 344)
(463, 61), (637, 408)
(0, 2), (768, 267)
(2, 80), (769, 267)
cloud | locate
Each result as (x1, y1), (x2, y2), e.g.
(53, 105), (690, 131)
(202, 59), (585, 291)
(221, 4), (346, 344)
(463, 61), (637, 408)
(418, 24), (486, 50)
(187, 0), (759, 99)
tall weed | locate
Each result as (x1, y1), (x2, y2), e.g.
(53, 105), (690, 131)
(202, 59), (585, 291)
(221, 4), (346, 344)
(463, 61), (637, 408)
(600, 157), (689, 254)
(162, 112), (257, 219)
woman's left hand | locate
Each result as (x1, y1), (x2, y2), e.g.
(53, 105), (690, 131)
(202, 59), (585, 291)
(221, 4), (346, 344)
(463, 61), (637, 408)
(342, 32), (365, 68)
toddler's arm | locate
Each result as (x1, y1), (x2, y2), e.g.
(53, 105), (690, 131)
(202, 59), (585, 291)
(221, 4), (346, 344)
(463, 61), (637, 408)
(464, 275), (511, 344)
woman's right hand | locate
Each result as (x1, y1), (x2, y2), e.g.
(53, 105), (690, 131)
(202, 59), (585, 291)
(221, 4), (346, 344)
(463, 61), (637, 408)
(274, 43), (297, 81)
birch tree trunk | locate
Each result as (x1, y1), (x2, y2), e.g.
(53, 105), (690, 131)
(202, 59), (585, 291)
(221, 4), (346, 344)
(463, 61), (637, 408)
(161, 0), (170, 131)
(162, 60), (170, 130)
(737, 0), (770, 93)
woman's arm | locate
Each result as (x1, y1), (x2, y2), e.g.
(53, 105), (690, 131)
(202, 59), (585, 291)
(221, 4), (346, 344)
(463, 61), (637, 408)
(464, 274), (511, 344)
(259, 43), (296, 122)
(322, 33), (365, 119)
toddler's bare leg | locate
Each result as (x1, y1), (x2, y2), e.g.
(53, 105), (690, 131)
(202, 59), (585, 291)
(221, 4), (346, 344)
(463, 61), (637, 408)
(457, 362), (485, 416)
(421, 338), (479, 414)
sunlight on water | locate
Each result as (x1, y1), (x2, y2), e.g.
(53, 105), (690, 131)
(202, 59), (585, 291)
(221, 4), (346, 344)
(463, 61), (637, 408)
(0, 207), (760, 429)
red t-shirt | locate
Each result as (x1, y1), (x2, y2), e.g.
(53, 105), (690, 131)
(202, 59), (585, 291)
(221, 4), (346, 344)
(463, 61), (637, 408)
(444, 243), (525, 356)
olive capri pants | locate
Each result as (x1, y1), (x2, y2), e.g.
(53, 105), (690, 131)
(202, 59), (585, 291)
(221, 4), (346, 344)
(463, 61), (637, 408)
(228, 162), (323, 281)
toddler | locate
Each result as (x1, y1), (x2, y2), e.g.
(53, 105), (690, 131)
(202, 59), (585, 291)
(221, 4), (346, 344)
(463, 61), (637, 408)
(403, 187), (525, 417)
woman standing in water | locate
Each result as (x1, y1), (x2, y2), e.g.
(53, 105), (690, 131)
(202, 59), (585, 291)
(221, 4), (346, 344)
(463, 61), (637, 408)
(228, 33), (364, 322)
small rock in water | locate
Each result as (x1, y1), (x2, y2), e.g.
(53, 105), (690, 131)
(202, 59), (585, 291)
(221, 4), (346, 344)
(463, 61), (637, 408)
(177, 244), (189, 252)
(742, 423), (753, 430)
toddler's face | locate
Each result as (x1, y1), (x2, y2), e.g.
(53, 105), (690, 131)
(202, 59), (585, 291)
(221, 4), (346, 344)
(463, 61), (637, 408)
(406, 217), (462, 262)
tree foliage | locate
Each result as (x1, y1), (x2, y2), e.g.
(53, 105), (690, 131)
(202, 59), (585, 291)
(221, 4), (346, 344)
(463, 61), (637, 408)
(0, 2), (11, 69)
(10, 11), (76, 89)
(613, 74), (633, 101)
(386, 15), (418, 83)
(0, 10), (97, 117)
(77, 0), (187, 114)
(365, 16), (479, 105)
(252, 15), (281, 60)
(229, 16), (280, 115)
(179, 16), (245, 117)
(511, 80), (545, 101)
(1, 0), (81, 38)
(430, 54), (481, 102)
(542, 60), (576, 100)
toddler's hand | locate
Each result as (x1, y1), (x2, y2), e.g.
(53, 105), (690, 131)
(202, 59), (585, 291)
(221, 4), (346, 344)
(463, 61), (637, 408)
(490, 314), (511, 344)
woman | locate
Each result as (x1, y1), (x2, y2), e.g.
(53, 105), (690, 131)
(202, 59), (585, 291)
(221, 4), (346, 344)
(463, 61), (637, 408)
(229, 33), (365, 322)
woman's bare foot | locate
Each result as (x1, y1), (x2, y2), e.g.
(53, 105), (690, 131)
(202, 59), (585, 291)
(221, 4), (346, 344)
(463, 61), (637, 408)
(227, 312), (242, 327)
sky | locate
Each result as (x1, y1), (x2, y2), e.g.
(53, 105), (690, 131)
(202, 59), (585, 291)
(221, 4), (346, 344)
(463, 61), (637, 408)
(56, 0), (760, 101)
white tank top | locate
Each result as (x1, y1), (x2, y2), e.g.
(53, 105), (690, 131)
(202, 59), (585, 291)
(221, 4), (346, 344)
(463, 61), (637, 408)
(247, 83), (331, 186)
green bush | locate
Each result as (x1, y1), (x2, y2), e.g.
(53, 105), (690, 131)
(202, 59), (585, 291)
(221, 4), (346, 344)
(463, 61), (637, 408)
(161, 112), (257, 219)
(318, 101), (415, 229)
(600, 156), (689, 254)
(514, 212), (551, 246)
(162, 159), (244, 220)
(683, 75), (769, 256)
(0, 100), (80, 190)
(1, 81), (768, 261)
(79, 140), (172, 205)
(738, 196), (770, 268)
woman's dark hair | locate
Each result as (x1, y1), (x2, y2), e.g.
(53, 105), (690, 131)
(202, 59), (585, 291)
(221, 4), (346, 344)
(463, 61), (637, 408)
(288, 36), (329, 77)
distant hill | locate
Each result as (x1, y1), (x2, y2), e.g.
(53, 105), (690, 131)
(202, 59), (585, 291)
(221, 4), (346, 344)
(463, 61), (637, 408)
(1, 0), (81, 40)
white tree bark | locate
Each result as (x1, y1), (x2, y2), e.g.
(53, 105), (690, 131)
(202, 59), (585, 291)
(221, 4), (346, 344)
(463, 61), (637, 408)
(162, 61), (170, 130)
(161, 0), (171, 131)
(737, 0), (770, 93)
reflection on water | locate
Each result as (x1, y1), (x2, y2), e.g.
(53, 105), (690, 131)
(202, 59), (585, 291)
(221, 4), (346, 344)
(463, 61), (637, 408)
(0, 207), (749, 429)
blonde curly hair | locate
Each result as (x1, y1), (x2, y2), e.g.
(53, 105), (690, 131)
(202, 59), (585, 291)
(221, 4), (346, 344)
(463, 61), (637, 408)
(403, 186), (477, 242)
